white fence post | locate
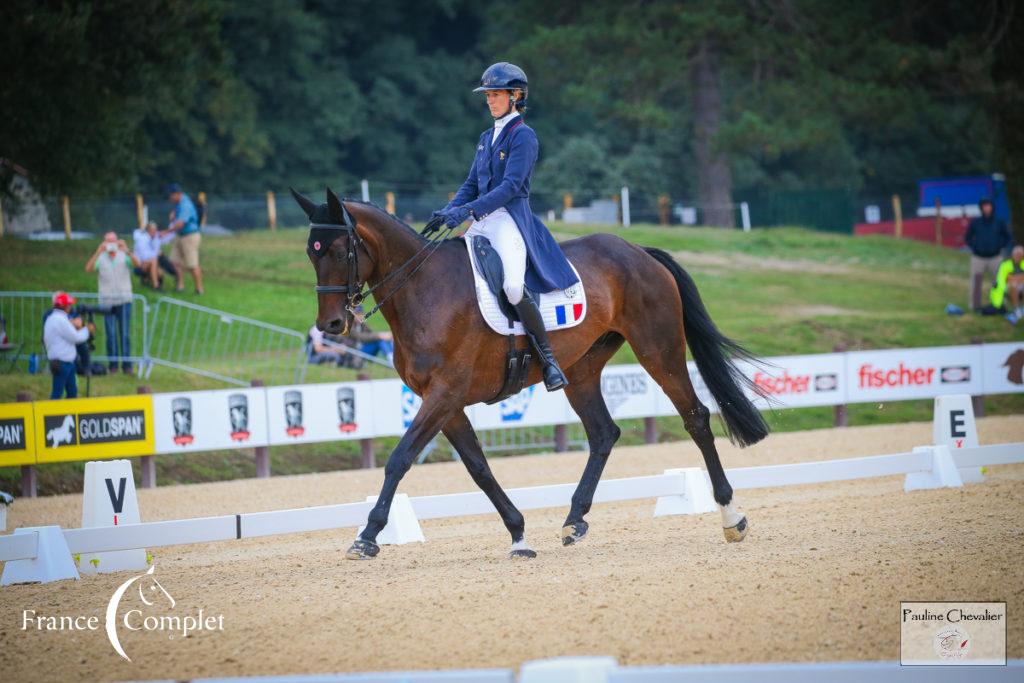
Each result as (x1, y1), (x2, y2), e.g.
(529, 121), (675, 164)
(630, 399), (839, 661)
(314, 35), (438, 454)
(620, 186), (630, 227)
(653, 468), (716, 517)
(904, 445), (964, 492)
(1, 526), (79, 586)
(741, 201), (751, 232)
(361, 179), (370, 202)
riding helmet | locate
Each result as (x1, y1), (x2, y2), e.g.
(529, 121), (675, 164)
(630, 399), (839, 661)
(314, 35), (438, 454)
(474, 62), (528, 105)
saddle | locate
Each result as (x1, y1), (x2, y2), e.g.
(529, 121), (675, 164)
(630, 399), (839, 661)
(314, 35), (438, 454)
(465, 236), (587, 337)
(466, 236), (587, 404)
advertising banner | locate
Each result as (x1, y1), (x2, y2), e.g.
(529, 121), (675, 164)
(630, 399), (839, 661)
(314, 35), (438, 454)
(0, 401), (36, 466)
(153, 388), (269, 454)
(738, 352), (846, 409)
(471, 384), (572, 430)
(367, 380), (413, 437)
(980, 342), (1024, 395)
(265, 381), (375, 445)
(845, 345), (982, 403)
(33, 395), (154, 463)
(597, 364), (662, 420)
(2, 342), (1019, 464)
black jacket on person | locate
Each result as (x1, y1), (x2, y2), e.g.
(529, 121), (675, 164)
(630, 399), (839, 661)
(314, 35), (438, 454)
(965, 215), (1012, 258)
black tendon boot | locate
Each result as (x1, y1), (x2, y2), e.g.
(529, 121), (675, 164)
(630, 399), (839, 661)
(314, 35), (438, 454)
(514, 290), (569, 391)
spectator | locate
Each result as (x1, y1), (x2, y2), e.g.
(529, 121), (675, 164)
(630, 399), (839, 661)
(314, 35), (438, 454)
(307, 323), (356, 367)
(43, 292), (94, 399)
(993, 245), (1024, 324)
(86, 232), (140, 374)
(965, 197), (1013, 310)
(162, 183), (204, 295)
(132, 221), (175, 288)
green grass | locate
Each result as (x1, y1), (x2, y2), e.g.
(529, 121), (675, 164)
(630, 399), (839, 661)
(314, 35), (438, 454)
(1, 223), (1021, 494)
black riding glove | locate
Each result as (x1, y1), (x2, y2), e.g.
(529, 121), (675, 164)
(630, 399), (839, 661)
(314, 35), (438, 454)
(442, 205), (472, 229)
(422, 210), (446, 236)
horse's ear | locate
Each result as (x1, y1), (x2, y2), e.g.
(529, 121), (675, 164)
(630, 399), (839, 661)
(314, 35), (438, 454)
(290, 188), (317, 219)
(326, 187), (354, 226)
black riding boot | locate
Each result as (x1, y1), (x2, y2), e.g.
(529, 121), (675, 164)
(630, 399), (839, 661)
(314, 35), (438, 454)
(514, 290), (568, 392)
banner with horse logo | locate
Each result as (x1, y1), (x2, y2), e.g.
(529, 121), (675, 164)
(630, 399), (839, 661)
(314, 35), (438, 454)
(33, 396), (154, 463)
(980, 342), (1024, 395)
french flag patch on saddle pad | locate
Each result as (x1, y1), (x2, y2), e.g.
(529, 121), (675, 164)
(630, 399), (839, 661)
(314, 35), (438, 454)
(465, 237), (587, 336)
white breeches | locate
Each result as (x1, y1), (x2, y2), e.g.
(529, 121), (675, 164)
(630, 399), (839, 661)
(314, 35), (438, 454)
(465, 209), (527, 305)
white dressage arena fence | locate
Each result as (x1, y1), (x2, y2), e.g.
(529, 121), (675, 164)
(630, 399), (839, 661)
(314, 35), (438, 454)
(69, 656), (1024, 682)
(1, 441), (1020, 585)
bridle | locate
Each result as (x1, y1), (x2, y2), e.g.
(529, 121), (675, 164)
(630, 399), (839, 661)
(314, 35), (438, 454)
(309, 206), (456, 322)
(309, 220), (364, 299)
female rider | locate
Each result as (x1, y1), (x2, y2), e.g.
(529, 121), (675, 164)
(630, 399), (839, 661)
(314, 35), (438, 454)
(430, 62), (578, 391)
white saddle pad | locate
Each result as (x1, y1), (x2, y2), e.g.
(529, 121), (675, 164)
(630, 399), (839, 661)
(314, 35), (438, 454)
(465, 236), (587, 336)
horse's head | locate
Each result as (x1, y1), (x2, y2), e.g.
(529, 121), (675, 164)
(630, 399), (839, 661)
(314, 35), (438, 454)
(292, 187), (376, 336)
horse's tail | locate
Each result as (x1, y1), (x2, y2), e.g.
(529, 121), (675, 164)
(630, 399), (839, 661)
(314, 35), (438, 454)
(643, 247), (770, 447)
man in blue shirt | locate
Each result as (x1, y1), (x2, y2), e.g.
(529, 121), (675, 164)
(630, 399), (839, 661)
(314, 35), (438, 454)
(162, 183), (204, 294)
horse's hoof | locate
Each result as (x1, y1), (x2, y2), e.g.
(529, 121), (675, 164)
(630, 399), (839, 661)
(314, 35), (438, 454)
(723, 516), (749, 543)
(561, 521), (589, 546)
(345, 538), (380, 560)
(509, 539), (537, 559)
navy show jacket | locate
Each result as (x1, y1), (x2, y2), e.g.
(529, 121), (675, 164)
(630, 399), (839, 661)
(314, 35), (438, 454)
(450, 116), (579, 293)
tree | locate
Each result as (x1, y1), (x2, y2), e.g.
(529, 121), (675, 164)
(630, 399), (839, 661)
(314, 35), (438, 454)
(495, 0), (1014, 225)
(0, 0), (260, 200)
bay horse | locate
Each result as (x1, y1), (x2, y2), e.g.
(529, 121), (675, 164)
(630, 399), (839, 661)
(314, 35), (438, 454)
(293, 188), (769, 560)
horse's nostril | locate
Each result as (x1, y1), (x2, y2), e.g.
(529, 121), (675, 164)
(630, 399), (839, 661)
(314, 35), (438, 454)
(326, 318), (343, 333)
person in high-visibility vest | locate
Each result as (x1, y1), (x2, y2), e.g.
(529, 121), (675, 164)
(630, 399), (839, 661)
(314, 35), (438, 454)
(991, 245), (1024, 324)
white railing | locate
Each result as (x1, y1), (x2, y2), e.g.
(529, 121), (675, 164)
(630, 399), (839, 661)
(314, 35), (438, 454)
(2, 442), (1020, 564)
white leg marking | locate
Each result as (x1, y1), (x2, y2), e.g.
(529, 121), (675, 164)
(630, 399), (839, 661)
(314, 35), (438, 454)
(510, 538), (533, 552)
(720, 502), (744, 528)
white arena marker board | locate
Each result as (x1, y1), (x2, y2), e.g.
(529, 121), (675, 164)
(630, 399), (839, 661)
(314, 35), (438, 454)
(79, 460), (148, 574)
(933, 394), (983, 483)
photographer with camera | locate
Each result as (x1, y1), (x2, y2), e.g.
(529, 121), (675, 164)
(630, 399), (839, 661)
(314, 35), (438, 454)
(86, 231), (140, 374)
(43, 292), (94, 399)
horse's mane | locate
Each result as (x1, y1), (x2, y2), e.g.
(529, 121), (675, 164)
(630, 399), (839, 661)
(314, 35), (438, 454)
(343, 198), (423, 238)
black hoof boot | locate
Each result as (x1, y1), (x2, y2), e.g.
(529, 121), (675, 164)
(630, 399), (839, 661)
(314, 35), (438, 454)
(345, 538), (380, 560)
(514, 291), (569, 393)
(561, 520), (589, 546)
